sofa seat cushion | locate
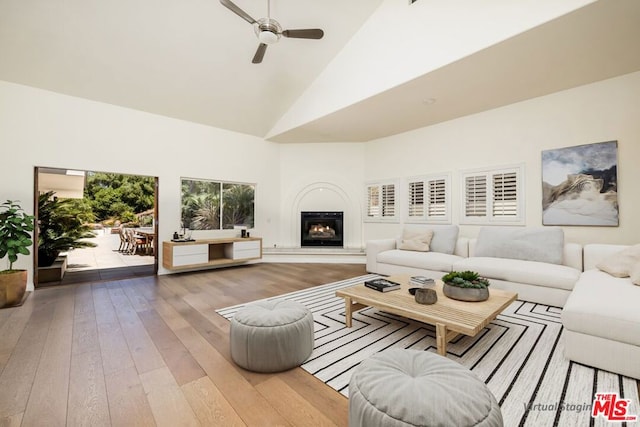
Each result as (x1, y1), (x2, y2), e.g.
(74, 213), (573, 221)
(377, 249), (463, 273)
(452, 257), (580, 291)
(562, 270), (640, 347)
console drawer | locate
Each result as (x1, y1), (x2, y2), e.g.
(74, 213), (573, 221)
(173, 244), (208, 266)
(225, 240), (261, 260)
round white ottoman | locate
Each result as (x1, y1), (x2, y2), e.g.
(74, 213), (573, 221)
(349, 349), (503, 427)
(230, 300), (314, 373)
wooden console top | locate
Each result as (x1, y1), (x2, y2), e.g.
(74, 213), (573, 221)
(163, 237), (261, 246)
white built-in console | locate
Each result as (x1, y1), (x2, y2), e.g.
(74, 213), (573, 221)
(162, 237), (262, 270)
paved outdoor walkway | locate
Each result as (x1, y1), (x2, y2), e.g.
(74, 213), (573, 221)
(66, 229), (155, 272)
(35, 229), (155, 287)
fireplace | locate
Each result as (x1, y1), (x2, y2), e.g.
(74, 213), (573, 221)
(301, 211), (343, 247)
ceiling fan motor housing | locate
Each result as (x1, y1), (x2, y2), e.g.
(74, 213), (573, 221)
(255, 18), (281, 44)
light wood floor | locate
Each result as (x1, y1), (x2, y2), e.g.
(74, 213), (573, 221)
(0, 263), (367, 427)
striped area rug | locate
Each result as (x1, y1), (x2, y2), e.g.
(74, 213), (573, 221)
(217, 275), (640, 427)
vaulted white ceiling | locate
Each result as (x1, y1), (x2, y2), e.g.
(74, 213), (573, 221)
(1, 0), (639, 143)
(0, 0), (383, 137)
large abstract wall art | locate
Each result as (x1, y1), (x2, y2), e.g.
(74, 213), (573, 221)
(541, 141), (618, 226)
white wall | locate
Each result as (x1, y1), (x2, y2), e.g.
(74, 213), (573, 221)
(277, 143), (365, 249)
(268, 0), (595, 138)
(0, 81), (281, 290)
(364, 71), (640, 245)
(3, 71), (638, 291)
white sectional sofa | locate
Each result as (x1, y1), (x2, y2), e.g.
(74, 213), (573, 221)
(562, 244), (640, 379)
(366, 228), (640, 379)
(367, 226), (582, 307)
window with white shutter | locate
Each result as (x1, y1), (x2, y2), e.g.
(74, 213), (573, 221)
(428, 178), (447, 219)
(405, 173), (451, 223)
(492, 172), (518, 217)
(460, 164), (524, 225)
(465, 175), (487, 217)
(407, 180), (425, 217)
(367, 186), (380, 217)
(365, 180), (399, 222)
(382, 184), (396, 217)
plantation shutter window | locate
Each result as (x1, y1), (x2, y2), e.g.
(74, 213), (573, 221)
(493, 172), (518, 217)
(367, 186), (380, 218)
(404, 173), (451, 224)
(460, 164), (524, 225)
(465, 175), (488, 217)
(407, 181), (425, 217)
(427, 178), (447, 218)
(364, 180), (399, 222)
(381, 184), (396, 217)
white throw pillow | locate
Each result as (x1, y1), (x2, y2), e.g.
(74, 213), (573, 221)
(398, 229), (434, 252)
(631, 262), (640, 286)
(396, 225), (459, 254)
(596, 244), (640, 277)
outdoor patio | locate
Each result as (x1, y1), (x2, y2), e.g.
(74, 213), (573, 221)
(53, 228), (155, 285)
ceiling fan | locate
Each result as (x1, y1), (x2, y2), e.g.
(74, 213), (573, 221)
(219, 0), (324, 64)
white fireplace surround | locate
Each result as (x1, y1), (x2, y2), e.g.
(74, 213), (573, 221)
(284, 181), (362, 250)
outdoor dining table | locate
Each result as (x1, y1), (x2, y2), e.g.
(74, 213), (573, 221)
(135, 228), (155, 255)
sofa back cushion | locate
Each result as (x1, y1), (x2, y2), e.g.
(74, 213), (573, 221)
(398, 225), (459, 255)
(474, 226), (564, 265)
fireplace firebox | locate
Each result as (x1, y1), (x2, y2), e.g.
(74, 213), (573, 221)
(301, 211), (343, 247)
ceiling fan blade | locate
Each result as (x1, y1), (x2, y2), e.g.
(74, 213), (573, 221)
(282, 29), (324, 39)
(252, 43), (267, 64)
(219, 0), (256, 24)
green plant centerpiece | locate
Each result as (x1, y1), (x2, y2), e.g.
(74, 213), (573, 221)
(0, 200), (35, 308)
(38, 191), (97, 267)
(441, 270), (490, 302)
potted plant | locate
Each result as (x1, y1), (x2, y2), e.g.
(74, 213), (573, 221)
(441, 270), (490, 302)
(0, 200), (35, 308)
(38, 191), (97, 267)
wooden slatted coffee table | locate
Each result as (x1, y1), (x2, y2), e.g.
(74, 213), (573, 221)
(335, 275), (517, 356)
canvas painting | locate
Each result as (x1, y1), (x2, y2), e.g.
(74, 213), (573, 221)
(541, 141), (618, 226)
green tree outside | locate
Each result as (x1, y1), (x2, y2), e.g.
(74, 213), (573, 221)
(84, 172), (155, 223)
(38, 191), (97, 266)
(222, 183), (254, 229)
(181, 179), (254, 230)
